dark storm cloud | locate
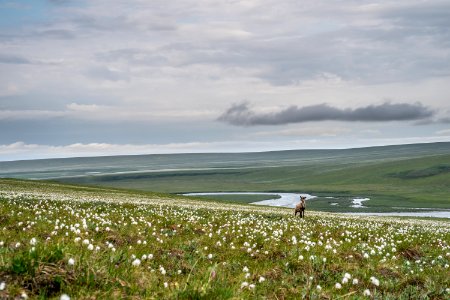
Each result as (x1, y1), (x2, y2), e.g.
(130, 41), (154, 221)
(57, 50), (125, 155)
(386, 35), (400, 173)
(218, 102), (434, 126)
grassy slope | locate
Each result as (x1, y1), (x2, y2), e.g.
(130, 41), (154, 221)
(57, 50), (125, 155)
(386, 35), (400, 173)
(0, 179), (449, 299)
(60, 153), (450, 210)
(1, 143), (449, 211)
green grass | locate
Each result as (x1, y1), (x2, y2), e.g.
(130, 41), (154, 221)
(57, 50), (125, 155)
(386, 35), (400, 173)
(0, 179), (449, 299)
(1, 143), (449, 212)
(187, 194), (281, 204)
(57, 153), (450, 211)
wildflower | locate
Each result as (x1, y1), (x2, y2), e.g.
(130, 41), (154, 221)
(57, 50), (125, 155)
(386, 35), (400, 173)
(370, 276), (380, 286)
(316, 285), (322, 291)
(335, 283), (342, 289)
(241, 282), (249, 289)
(352, 278), (359, 285)
(0, 282), (5, 290)
(82, 239), (90, 245)
(259, 276), (265, 283)
(164, 282), (168, 288)
(68, 258), (75, 266)
(342, 277), (349, 284)
(249, 284), (256, 289)
(87, 244), (94, 251)
(60, 294), (70, 300)
(208, 253), (213, 259)
(363, 289), (371, 296)
(148, 254), (154, 259)
(20, 292), (28, 299)
(298, 255), (304, 260)
(344, 273), (352, 279)
(132, 259), (141, 267)
(30, 238), (37, 246)
(243, 266), (249, 273)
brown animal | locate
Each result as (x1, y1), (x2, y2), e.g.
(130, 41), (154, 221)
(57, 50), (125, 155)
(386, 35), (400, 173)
(295, 196), (306, 218)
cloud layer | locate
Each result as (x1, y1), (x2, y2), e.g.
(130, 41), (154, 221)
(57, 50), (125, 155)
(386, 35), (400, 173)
(0, 0), (449, 159)
(219, 102), (434, 126)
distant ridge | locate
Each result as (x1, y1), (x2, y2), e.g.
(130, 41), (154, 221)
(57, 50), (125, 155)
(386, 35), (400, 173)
(1, 142), (449, 180)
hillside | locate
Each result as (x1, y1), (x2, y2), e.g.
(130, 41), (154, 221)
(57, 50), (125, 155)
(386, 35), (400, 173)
(0, 179), (449, 299)
(1, 142), (449, 212)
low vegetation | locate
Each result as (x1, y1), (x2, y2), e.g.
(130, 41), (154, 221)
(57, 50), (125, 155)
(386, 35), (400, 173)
(0, 179), (449, 299)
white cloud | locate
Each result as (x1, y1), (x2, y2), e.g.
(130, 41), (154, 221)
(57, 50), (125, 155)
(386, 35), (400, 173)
(435, 128), (450, 136)
(253, 126), (351, 137)
(1, 0), (450, 159)
(0, 109), (67, 120)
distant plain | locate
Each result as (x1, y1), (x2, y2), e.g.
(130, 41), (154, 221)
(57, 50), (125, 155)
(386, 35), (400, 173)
(1, 142), (449, 213)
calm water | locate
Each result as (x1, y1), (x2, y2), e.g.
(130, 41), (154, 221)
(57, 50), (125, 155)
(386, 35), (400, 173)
(183, 192), (450, 218)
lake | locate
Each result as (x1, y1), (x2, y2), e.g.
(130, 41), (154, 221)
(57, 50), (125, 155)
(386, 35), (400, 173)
(183, 192), (450, 219)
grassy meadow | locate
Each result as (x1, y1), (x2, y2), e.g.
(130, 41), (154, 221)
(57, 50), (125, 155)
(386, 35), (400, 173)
(60, 152), (450, 212)
(0, 179), (449, 299)
(1, 142), (449, 212)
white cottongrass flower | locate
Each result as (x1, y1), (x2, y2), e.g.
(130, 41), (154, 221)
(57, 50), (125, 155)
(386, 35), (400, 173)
(316, 285), (322, 291)
(164, 282), (168, 288)
(68, 258), (75, 266)
(29, 238), (37, 246)
(0, 282), (5, 290)
(249, 284), (256, 289)
(60, 294), (70, 300)
(259, 276), (265, 283)
(352, 278), (359, 285)
(335, 283), (342, 289)
(132, 259), (141, 267)
(243, 266), (249, 273)
(370, 276), (380, 286)
(363, 289), (371, 296)
(342, 277), (349, 284)
(148, 254), (154, 260)
(344, 273), (352, 279)
(241, 282), (249, 289)
(20, 292), (28, 299)
(298, 255), (304, 260)
(82, 239), (90, 245)
(87, 244), (94, 251)
(208, 253), (213, 259)
(160, 266), (166, 275)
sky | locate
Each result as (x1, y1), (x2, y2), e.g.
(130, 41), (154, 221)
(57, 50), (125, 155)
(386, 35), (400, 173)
(1, 0), (450, 161)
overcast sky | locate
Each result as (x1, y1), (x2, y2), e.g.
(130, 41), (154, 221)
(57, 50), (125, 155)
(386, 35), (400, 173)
(1, 0), (450, 161)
